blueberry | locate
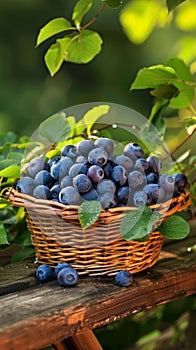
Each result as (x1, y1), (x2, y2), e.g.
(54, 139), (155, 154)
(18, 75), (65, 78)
(115, 155), (133, 173)
(55, 262), (70, 276)
(60, 175), (73, 188)
(97, 179), (116, 195)
(36, 264), (54, 283)
(116, 186), (131, 205)
(146, 172), (159, 184)
(17, 176), (34, 195)
(47, 156), (61, 169)
(147, 156), (161, 174)
(173, 173), (188, 193)
(50, 184), (61, 200)
(28, 158), (49, 178)
(33, 185), (51, 199)
(34, 170), (54, 188)
(102, 161), (113, 178)
(115, 271), (133, 287)
(143, 184), (165, 204)
(61, 144), (78, 159)
(82, 188), (99, 201)
(69, 163), (84, 178)
(51, 157), (73, 180)
(134, 158), (148, 172)
(128, 170), (146, 189)
(133, 190), (151, 207)
(124, 143), (144, 159)
(73, 174), (92, 193)
(57, 266), (78, 287)
(76, 140), (95, 157)
(159, 174), (174, 192)
(88, 148), (108, 166)
(94, 137), (114, 154)
(59, 186), (81, 205)
(99, 191), (117, 209)
(87, 165), (104, 183)
(75, 156), (88, 164)
(78, 162), (91, 175)
(111, 165), (127, 186)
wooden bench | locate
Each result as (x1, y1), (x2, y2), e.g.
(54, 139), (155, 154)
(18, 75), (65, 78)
(0, 223), (196, 350)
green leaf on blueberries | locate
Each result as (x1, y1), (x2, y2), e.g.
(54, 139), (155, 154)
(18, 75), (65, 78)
(0, 165), (20, 178)
(159, 215), (190, 239)
(36, 17), (72, 46)
(83, 104), (110, 137)
(72, 0), (92, 27)
(78, 200), (102, 229)
(0, 222), (9, 245)
(166, 0), (185, 13)
(38, 111), (70, 144)
(120, 206), (161, 241)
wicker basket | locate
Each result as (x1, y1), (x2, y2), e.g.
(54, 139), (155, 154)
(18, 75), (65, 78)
(7, 188), (191, 276)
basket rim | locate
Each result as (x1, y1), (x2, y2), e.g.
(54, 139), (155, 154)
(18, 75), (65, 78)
(6, 187), (191, 217)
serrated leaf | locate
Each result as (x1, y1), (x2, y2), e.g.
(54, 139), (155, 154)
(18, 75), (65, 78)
(36, 17), (72, 46)
(65, 30), (103, 64)
(83, 104), (110, 137)
(44, 37), (71, 76)
(72, 0), (92, 26)
(159, 215), (190, 239)
(78, 200), (102, 229)
(166, 0), (185, 13)
(120, 206), (161, 241)
(0, 222), (9, 245)
(131, 65), (176, 90)
(0, 165), (20, 178)
(38, 111), (71, 144)
(102, 0), (123, 8)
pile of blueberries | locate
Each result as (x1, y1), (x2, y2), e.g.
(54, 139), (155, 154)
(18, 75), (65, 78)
(17, 138), (188, 209)
(36, 262), (133, 287)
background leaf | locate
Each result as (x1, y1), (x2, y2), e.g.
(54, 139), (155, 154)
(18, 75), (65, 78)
(72, 0), (92, 26)
(36, 17), (72, 46)
(103, 0), (123, 8)
(0, 165), (20, 178)
(159, 215), (190, 239)
(38, 111), (70, 144)
(166, 0), (185, 13)
(0, 222), (9, 245)
(78, 200), (102, 229)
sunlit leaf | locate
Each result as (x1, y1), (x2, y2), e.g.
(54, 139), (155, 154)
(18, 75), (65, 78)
(0, 165), (20, 178)
(102, 0), (123, 8)
(44, 37), (71, 76)
(72, 0), (92, 26)
(36, 17), (72, 46)
(175, 1), (196, 31)
(65, 30), (103, 64)
(83, 104), (110, 137)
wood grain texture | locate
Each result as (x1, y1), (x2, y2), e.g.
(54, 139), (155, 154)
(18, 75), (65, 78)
(0, 231), (196, 350)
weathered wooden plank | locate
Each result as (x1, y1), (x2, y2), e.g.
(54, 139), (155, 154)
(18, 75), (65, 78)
(0, 231), (196, 350)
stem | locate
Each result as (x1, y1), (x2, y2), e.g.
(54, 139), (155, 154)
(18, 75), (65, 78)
(81, 3), (106, 30)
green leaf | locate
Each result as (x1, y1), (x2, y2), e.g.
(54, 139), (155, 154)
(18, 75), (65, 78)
(0, 165), (20, 178)
(78, 200), (102, 229)
(130, 65), (176, 90)
(166, 0), (185, 13)
(120, 206), (161, 241)
(175, 2), (196, 31)
(148, 100), (169, 137)
(72, 0), (92, 27)
(65, 30), (103, 64)
(36, 17), (72, 46)
(44, 37), (71, 76)
(102, 0), (123, 8)
(38, 111), (71, 144)
(159, 215), (190, 239)
(11, 247), (35, 263)
(0, 222), (9, 245)
(7, 152), (23, 162)
(83, 104), (110, 137)
(0, 159), (20, 170)
(151, 84), (179, 100)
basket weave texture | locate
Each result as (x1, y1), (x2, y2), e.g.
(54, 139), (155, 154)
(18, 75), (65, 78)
(7, 188), (191, 276)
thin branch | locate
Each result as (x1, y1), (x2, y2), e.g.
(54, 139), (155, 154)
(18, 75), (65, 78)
(81, 3), (106, 30)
